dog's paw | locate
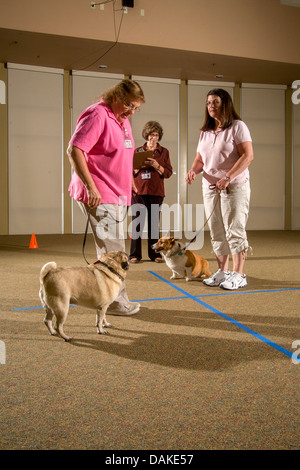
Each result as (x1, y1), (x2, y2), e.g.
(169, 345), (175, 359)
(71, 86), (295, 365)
(49, 331), (58, 336)
(104, 322), (112, 328)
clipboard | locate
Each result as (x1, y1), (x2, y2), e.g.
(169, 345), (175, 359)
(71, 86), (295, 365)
(133, 150), (153, 169)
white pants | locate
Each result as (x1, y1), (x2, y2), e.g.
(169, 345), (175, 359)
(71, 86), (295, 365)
(203, 181), (251, 256)
(78, 202), (130, 308)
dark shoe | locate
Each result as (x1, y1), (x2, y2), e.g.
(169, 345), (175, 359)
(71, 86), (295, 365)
(129, 258), (141, 264)
(154, 257), (163, 263)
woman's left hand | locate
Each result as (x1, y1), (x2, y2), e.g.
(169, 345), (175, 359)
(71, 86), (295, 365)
(216, 177), (230, 191)
(144, 157), (160, 170)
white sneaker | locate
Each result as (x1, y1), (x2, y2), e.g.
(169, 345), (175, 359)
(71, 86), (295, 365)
(219, 272), (247, 290)
(203, 269), (231, 287)
(107, 302), (140, 316)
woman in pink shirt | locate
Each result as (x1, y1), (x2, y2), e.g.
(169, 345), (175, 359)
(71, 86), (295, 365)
(186, 88), (254, 290)
(67, 79), (145, 315)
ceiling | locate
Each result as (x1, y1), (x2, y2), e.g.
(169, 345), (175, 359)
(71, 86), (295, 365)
(1, 27), (300, 85)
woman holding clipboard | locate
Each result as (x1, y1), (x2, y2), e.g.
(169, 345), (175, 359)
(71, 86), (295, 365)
(129, 121), (173, 263)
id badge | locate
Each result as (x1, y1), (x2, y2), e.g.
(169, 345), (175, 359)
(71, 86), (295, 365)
(142, 172), (151, 180)
(125, 139), (133, 149)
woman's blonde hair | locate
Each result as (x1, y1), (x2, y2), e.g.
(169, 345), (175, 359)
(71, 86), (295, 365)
(101, 79), (145, 106)
(142, 121), (163, 141)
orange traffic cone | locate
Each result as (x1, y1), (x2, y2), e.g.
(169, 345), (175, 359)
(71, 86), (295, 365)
(29, 233), (38, 249)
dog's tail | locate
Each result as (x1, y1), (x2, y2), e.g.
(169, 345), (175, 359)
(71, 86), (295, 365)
(40, 262), (57, 284)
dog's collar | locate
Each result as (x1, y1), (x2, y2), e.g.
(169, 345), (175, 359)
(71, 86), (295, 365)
(93, 260), (125, 281)
(170, 245), (185, 257)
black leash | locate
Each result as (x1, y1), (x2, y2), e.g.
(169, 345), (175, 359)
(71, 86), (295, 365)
(82, 203), (132, 266)
(82, 206), (128, 265)
(82, 209), (125, 281)
(82, 188), (222, 262)
(179, 185), (222, 253)
(82, 192), (141, 265)
(82, 209), (91, 265)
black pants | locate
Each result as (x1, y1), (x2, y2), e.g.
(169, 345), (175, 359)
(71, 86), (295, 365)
(129, 194), (164, 261)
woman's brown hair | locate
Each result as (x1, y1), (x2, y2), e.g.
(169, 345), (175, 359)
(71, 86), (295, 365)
(201, 88), (241, 131)
(142, 121), (163, 141)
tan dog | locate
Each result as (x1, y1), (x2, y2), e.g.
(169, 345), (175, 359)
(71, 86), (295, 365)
(39, 251), (129, 342)
(152, 236), (211, 281)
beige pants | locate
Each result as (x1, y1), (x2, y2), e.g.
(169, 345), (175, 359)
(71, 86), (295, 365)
(203, 181), (251, 256)
(78, 202), (130, 308)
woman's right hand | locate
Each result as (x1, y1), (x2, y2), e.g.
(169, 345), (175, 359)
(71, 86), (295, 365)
(185, 170), (196, 185)
(86, 185), (101, 208)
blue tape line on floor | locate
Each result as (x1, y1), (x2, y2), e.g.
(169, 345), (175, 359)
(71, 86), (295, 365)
(148, 270), (299, 363)
(12, 288), (300, 309)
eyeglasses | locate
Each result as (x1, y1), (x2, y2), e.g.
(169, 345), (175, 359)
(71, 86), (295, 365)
(123, 101), (140, 112)
(206, 99), (221, 107)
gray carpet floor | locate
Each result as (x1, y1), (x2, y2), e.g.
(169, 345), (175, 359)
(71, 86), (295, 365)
(0, 230), (299, 450)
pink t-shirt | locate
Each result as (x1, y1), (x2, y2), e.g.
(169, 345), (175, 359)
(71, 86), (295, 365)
(197, 120), (252, 187)
(68, 101), (134, 205)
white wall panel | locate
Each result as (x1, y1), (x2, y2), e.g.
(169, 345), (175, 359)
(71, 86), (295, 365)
(8, 65), (63, 234)
(6, 68), (295, 236)
(241, 86), (286, 229)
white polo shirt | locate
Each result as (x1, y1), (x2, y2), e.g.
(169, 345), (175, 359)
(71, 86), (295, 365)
(197, 120), (252, 187)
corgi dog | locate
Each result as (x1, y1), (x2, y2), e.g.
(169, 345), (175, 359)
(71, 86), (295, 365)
(152, 236), (211, 282)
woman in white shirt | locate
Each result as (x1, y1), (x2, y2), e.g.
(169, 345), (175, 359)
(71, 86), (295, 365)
(186, 88), (254, 290)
